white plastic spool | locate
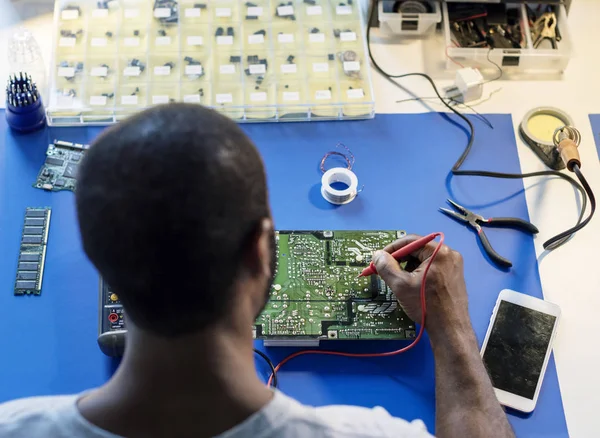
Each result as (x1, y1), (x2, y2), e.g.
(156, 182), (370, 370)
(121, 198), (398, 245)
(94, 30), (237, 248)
(321, 167), (359, 205)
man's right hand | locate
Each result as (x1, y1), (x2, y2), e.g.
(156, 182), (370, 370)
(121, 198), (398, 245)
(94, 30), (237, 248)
(372, 235), (470, 338)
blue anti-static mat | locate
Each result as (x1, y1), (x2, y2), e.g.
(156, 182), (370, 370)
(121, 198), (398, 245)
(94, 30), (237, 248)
(589, 115), (600, 158)
(0, 112), (567, 437)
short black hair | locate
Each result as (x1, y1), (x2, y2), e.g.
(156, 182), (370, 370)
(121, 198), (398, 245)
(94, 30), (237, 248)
(76, 104), (270, 336)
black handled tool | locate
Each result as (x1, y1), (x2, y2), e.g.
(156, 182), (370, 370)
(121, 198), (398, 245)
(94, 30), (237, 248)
(439, 199), (539, 268)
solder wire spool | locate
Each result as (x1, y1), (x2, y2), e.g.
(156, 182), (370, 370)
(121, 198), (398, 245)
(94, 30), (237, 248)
(321, 167), (359, 205)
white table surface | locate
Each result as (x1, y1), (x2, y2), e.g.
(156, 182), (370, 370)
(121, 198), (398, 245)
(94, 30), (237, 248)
(1, 1), (599, 436)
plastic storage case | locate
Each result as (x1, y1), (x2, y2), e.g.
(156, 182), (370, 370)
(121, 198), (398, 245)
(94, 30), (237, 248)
(442, 2), (572, 74)
(47, 0), (375, 126)
(378, 1), (441, 36)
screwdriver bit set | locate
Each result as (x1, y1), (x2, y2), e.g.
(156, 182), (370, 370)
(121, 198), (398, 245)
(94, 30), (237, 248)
(5, 72), (46, 132)
(47, 0), (375, 126)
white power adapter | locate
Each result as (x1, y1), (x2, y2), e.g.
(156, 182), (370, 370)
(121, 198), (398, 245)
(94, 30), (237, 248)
(444, 68), (484, 103)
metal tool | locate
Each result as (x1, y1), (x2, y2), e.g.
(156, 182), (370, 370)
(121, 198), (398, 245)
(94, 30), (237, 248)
(533, 12), (557, 49)
(439, 199), (539, 268)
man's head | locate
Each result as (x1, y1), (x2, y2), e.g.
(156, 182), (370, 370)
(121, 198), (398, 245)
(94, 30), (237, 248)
(76, 104), (275, 337)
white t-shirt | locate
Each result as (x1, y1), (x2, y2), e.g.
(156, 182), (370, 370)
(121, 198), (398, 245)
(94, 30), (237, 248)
(0, 390), (433, 438)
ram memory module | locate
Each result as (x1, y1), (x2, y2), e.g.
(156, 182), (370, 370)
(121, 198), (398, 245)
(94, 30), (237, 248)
(14, 207), (51, 296)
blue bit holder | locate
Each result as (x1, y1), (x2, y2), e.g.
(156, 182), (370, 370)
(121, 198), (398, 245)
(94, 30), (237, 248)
(5, 72), (46, 133)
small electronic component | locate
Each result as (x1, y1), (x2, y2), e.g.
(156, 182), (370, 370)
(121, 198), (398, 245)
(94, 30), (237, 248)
(34, 139), (89, 192)
(255, 230), (415, 346)
(14, 208), (51, 295)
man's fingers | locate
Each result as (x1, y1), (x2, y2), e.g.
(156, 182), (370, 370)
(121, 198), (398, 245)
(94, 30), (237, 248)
(382, 234), (438, 263)
(373, 250), (409, 284)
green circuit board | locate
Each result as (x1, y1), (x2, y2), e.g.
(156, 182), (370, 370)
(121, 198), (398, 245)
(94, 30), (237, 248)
(254, 230), (416, 342)
(33, 140), (89, 192)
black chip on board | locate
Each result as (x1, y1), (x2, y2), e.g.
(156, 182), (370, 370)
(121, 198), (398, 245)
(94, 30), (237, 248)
(19, 253), (40, 262)
(16, 281), (37, 289)
(25, 218), (44, 226)
(45, 157), (65, 166)
(24, 226), (44, 235)
(18, 262), (39, 271)
(54, 179), (66, 187)
(63, 164), (78, 178)
(22, 236), (42, 244)
(17, 272), (37, 280)
(71, 153), (81, 162)
(26, 209), (46, 218)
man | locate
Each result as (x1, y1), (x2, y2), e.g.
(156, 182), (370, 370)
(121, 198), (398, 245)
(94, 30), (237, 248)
(0, 105), (514, 438)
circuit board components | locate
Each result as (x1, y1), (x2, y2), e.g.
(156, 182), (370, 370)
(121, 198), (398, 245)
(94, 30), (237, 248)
(255, 230), (415, 345)
(14, 207), (52, 295)
(34, 139), (89, 192)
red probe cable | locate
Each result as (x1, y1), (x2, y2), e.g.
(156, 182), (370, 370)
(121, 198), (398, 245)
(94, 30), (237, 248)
(267, 232), (445, 387)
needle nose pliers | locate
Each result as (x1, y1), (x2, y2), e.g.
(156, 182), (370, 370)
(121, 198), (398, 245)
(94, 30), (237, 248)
(439, 199), (539, 268)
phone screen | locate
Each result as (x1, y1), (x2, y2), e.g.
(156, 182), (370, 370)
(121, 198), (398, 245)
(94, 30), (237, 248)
(483, 300), (557, 399)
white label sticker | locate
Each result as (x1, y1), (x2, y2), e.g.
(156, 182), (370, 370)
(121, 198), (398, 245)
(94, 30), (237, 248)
(216, 93), (233, 104)
(61, 9), (79, 20)
(92, 9), (109, 18)
(185, 65), (203, 75)
(155, 36), (171, 46)
(90, 95), (107, 106)
(309, 33), (325, 43)
(91, 66), (108, 77)
(340, 31), (357, 41)
(154, 7), (171, 17)
(154, 66), (171, 76)
(123, 66), (141, 76)
(183, 94), (201, 103)
(280, 63), (297, 74)
(315, 89), (332, 100)
(219, 64), (235, 74)
(216, 7), (231, 17)
(247, 6), (263, 16)
(283, 91), (299, 101)
(278, 33), (294, 43)
(336, 5), (352, 15)
(250, 92), (267, 102)
(121, 95), (139, 105)
(59, 37), (76, 47)
(57, 96), (74, 107)
(277, 5), (294, 16)
(248, 34), (265, 44)
(347, 88), (365, 99)
(187, 36), (203, 46)
(343, 61), (360, 71)
(58, 67), (75, 77)
(91, 37), (107, 47)
(249, 64), (266, 74)
(152, 95), (170, 104)
(124, 8), (139, 18)
(216, 35), (233, 45)
(312, 62), (329, 73)
(124, 37), (140, 47)
(306, 5), (322, 15)
(185, 7), (201, 17)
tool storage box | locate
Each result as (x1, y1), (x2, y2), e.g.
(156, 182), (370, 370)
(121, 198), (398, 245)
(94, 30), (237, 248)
(442, 2), (572, 74)
(378, 0), (441, 36)
(47, 0), (375, 126)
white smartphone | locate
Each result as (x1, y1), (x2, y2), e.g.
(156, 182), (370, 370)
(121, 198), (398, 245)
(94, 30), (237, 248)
(480, 289), (561, 413)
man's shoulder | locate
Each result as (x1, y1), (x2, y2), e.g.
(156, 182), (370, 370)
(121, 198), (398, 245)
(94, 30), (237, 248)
(231, 391), (434, 438)
(0, 394), (79, 435)
(309, 403), (433, 438)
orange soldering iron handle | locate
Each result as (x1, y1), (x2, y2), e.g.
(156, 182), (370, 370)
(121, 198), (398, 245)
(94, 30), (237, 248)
(358, 233), (440, 277)
(558, 138), (581, 171)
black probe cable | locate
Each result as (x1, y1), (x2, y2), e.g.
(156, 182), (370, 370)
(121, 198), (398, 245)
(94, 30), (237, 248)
(366, 2), (591, 250)
(254, 348), (278, 388)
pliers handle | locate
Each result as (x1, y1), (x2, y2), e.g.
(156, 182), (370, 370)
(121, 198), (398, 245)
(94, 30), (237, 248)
(440, 200), (539, 269)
